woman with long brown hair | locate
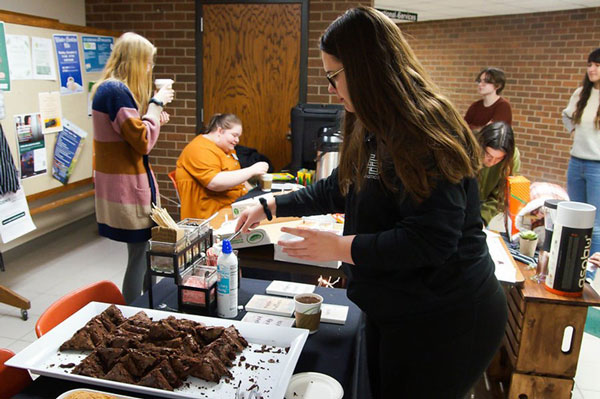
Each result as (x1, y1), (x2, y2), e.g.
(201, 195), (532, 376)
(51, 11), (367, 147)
(236, 7), (507, 397)
(563, 47), (600, 261)
(477, 121), (521, 226)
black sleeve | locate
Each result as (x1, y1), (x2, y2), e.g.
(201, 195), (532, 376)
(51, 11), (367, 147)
(351, 179), (471, 271)
(275, 168), (345, 217)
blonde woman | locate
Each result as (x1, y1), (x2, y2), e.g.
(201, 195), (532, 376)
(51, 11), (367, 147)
(91, 32), (174, 303)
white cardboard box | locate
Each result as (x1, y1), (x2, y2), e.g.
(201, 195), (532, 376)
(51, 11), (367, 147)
(230, 193), (274, 218)
(274, 232), (342, 269)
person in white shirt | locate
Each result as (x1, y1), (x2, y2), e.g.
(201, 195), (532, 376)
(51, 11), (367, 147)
(562, 47), (600, 260)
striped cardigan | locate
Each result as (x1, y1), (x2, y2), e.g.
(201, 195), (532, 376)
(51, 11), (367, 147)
(92, 80), (160, 243)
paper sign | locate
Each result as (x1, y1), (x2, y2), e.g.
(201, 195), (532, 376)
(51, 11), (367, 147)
(0, 187), (36, 243)
(14, 113), (46, 179)
(53, 34), (83, 95)
(32, 37), (57, 80)
(39, 91), (63, 134)
(82, 36), (114, 72)
(6, 34), (32, 80)
(0, 23), (10, 91)
(52, 119), (87, 184)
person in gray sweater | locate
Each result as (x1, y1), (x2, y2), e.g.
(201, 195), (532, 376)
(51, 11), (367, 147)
(562, 47), (600, 259)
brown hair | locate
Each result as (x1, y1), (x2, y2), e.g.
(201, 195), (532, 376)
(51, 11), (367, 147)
(204, 113), (242, 134)
(91, 32), (156, 114)
(572, 48), (600, 129)
(477, 121), (516, 208)
(476, 67), (507, 95)
(319, 7), (481, 202)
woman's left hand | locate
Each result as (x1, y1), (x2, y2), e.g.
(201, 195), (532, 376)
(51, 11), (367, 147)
(159, 111), (170, 126)
(278, 226), (355, 264)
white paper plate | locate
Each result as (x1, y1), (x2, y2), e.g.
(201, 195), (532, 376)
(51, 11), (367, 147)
(284, 372), (343, 399)
(57, 388), (140, 398)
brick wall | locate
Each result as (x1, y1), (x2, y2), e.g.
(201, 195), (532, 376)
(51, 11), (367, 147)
(400, 7), (600, 187)
(306, 0), (373, 103)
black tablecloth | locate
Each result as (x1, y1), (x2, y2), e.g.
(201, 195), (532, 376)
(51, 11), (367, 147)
(14, 277), (369, 399)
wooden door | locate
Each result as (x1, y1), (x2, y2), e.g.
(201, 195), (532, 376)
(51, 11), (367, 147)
(201, 3), (302, 171)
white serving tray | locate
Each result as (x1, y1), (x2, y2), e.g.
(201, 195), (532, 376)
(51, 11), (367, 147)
(6, 302), (308, 399)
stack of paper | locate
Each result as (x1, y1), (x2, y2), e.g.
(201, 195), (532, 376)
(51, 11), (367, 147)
(245, 295), (295, 317)
(266, 280), (316, 297)
(241, 312), (296, 327)
(321, 304), (349, 325)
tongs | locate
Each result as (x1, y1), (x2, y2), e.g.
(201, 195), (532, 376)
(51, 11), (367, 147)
(227, 229), (242, 241)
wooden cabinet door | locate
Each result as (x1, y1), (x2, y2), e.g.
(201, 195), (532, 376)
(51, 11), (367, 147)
(200, 2), (302, 171)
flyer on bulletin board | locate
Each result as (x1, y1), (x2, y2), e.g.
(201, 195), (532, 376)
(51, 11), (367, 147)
(53, 34), (83, 95)
(32, 36), (57, 80)
(82, 36), (114, 72)
(52, 119), (87, 185)
(0, 187), (36, 244)
(5, 34), (32, 80)
(39, 91), (63, 134)
(0, 22), (10, 91)
(14, 113), (47, 179)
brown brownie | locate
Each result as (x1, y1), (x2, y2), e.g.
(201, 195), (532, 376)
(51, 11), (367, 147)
(138, 368), (174, 391)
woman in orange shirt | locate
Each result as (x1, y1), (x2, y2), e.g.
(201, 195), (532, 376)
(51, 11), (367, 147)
(175, 113), (268, 219)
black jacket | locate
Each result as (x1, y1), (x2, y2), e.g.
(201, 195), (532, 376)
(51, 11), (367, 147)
(276, 154), (497, 322)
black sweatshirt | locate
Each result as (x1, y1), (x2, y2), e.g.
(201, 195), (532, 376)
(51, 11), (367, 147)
(276, 152), (498, 322)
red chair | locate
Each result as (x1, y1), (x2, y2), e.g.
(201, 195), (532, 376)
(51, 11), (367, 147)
(0, 348), (32, 398)
(35, 280), (125, 338)
(167, 170), (181, 204)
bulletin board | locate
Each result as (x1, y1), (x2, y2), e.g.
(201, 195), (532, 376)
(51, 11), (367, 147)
(0, 11), (119, 197)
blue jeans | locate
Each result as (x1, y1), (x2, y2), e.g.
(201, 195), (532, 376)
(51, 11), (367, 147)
(567, 157), (600, 258)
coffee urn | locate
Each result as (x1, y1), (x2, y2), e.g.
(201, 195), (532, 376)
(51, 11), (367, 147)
(315, 126), (342, 181)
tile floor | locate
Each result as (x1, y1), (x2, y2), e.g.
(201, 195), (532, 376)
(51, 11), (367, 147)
(0, 214), (599, 397)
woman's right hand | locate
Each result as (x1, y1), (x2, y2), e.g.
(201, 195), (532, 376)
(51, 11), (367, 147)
(154, 85), (175, 105)
(251, 161), (269, 176)
(235, 201), (272, 233)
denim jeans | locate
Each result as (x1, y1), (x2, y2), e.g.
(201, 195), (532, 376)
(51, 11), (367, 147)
(567, 157), (600, 259)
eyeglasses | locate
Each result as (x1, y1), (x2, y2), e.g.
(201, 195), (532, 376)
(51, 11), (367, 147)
(475, 78), (493, 84)
(326, 67), (345, 89)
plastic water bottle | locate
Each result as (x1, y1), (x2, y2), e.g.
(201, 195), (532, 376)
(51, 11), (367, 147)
(217, 239), (238, 318)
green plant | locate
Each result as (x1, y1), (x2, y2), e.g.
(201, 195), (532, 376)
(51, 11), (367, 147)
(519, 230), (538, 240)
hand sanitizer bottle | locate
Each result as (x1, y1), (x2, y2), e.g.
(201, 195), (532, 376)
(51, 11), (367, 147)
(217, 239), (238, 318)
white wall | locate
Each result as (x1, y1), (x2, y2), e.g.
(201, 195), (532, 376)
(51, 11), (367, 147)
(1, 0), (86, 25)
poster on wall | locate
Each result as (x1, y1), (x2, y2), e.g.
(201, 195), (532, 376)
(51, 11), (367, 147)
(82, 36), (114, 72)
(53, 34), (83, 95)
(52, 119), (87, 185)
(32, 36), (57, 80)
(5, 34), (32, 80)
(38, 91), (63, 134)
(0, 187), (36, 244)
(0, 23), (10, 91)
(14, 113), (47, 179)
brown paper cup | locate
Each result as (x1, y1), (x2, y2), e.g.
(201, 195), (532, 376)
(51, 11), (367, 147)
(295, 310), (321, 333)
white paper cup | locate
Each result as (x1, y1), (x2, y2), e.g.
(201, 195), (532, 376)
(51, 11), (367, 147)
(294, 293), (322, 315)
(260, 174), (273, 192)
(294, 293), (323, 333)
(154, 78), (174, 89)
